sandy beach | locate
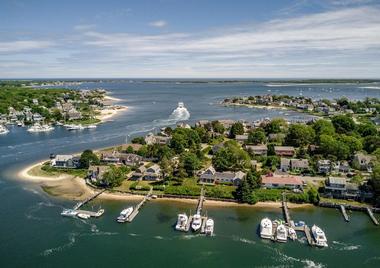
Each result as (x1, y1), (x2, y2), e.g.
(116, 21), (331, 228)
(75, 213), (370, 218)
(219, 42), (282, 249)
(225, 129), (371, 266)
(18, 161), (312, 209)
(96, 106), (128, 122)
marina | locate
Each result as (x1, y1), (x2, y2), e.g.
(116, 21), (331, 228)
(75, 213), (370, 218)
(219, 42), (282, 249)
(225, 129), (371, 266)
(124, 188), (153, 223)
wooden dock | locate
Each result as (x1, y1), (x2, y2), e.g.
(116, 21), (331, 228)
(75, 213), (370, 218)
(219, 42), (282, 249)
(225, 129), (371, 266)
(281, 192), (291, 225)
(293, 225), (314, 246)
(73, 189), (106, 210)
(340, 205), (350, 222)
(196, 186), (205, 215)
(126, 188), (153, 223)
(366, 207), (379, 225)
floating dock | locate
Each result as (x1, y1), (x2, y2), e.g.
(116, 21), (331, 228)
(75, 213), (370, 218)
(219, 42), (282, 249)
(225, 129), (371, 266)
(126, 188), (153, 222)
(340, 205), (350, 222)
(366, 207), (379, 225)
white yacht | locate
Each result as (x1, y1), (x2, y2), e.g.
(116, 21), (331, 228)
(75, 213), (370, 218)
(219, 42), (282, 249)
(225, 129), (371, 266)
(288, 227), (297, 240)
(205, 218), (214, 236)
(61, 209), (78, 218)
(77, 213), (91, 220)
(27, 123), (54, 133)
(260, 218), (273, 239)
(85, 124), (97, 129)
(312, 225), (328, 247)
(65, 124), (85, 130)
(175, 213), (188, 231)
(191, 213), (202, 232)
(178, 102), (184, 108)
(117, 207), (133, 223)
(0, 125), (9, 135)
(276, 224), (288, 242)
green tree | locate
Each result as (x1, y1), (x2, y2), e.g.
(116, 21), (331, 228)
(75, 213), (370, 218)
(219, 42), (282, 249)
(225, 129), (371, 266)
(307, 187), (320, 204)
(245, 170), (261, 189)
(339, 135), (362, 155)
(363, 135), (380, 153)
(285, 124), (315, 147)
(236, 180), (253, 203)
(357, 123), (377, 137)
(79, 149), (99, 168)
(180, 152), (201, 176)
(126, 145), (134, 153)
(211, 121), (225, 134)
(160, 156), (173, 180)
(265, 118), (287, 134)
(331, 115), (356, 134)
(313, 119), (335, 138)
(248, 128), (266, 145)
(131, 137), (146, 145)
(102, 166), (125, 187)
(229, 122), (244, 138)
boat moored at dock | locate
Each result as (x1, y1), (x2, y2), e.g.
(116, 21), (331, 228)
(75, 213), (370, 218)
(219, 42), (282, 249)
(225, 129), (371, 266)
(27, 123), (54, 133)
(77, 213), (91, 220)
(312, 225), (328, 247)
(288, 227), (297, 240)
(117, 207), (134, 223)
(175, 213), (188, 231)
(204, 218), (214, 236)
(61, 209), (78, 218)
(260, 218), (273, 239)
(0, 125), (9, 135)
(191, 213), (202, 232)
(276, 224), (288, 243)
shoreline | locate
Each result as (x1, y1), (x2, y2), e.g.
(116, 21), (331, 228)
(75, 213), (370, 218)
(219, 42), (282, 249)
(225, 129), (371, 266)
(96, 94), (128, 122)
(17, 161), (311, 209)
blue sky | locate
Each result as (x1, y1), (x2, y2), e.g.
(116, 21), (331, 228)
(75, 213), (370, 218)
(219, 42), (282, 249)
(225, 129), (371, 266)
(1, 0), (380, 78)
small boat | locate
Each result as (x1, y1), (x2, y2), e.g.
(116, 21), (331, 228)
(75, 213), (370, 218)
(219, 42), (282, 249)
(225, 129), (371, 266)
(27, 123), (54, 133)
(61, 209), (78, 218)
(276, 224), (287, 242)
(95, 209), (105, 217)
(77, 213), (91, 219)
(260, 218), (273, 239)
(17, 121), (24, 127)
(0, 125), (9, 135)
(85, 124), (97, 129)
(191, 214), (202, 232)
(312, 225), (328, 247)
(151, 195), (158, 199)
(288, 227), (297, 240)
(65, 124), (85, 130)
(175, 213), (188, 231)
(117, 207), (133, 223)
(205, 218), (214, 236)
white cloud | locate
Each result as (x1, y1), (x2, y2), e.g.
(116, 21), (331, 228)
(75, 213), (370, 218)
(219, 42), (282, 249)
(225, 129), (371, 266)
(0, 40), (53, 53)
(149, 20), (168, 28)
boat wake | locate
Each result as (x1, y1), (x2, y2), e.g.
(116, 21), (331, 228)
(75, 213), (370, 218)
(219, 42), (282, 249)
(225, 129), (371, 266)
(41, 232), (78, 256)
(25, 201), (63, 221)
(332, 241), (361, 251)
(232, 235), (256, 245)
(180, 234), (203, 240)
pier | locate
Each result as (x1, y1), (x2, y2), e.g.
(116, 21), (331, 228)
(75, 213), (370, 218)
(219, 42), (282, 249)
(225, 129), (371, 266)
(196, 186), (206, 214)
(281, 192), (292, 225)
(73, 189), (106, 210)
(181, 187), (209, 233)
(126, 187), (153, 222)
(366, 207), (379, 225)
(340, 205), (350, 222)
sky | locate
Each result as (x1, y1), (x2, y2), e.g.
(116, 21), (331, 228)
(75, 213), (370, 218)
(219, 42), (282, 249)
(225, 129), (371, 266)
(1, 0), (380, 79)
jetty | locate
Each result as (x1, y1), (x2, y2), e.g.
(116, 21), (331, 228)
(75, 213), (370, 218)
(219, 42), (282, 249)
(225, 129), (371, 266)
(196, 186), (206, 214)
(340, 205), (350, 222)
(73, 189), (106, 210)
(366, 207), (379, 225)
(281, 192), (291, 225)
(183, 186), (209, 233)
(126, 187), (153, 222)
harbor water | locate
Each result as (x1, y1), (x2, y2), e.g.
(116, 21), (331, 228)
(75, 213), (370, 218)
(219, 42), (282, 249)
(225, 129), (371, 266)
(1, 80), (380, 267)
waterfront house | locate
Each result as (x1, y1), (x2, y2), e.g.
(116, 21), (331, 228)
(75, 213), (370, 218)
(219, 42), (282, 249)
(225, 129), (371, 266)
(199, 166), (245, 186)
(332, 161), (350, 173)
(280, 158), (309, 172)
(51, 155), (80, 168)
(324, 177), (360, 199)
(245, 145), (268, 156)
(67, 109), (82, 120)
(88, 165), (110, 183)
(274, 146), (295, 157)
(119, 153), (143, 166)
(101, 151), (120, 164)
(32, 113), (44, 122)
(132, 164), (162, 181)
(261, 174), (303, 189)
(144, 133), (172, 145)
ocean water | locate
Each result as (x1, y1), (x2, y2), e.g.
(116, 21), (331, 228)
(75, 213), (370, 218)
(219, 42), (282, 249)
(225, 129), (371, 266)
(1, 80), (380, 267)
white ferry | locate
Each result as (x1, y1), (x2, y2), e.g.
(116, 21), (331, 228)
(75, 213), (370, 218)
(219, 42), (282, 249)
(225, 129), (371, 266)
(0, 125), (9, 135)
(61, 209), (78, 218)
(260, 218), (273, 239)
(205, 218), (214, 236)
(27, 123), (54, 133)
(276, 224), (288, 242)
(175, 213), (188, 231)
(117, 207), (133, 223)
(191, 213), (202, 232)
(312, 225), (328, 247)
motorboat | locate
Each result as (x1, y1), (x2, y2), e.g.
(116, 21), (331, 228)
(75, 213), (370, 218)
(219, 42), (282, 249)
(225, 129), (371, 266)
(61, 209), (78, 218)
(65, 124), (85, 130)
(85, 124), (97, 129)
(27, 123), (54, 133)
(77, 213), (91, 220)
(288, 227), (297, 240)
(205, 218), (214, 236)
(260, 218), (273, 239)
(117, 207), (133, 223)
(191, 213), (202, 232)
(17, 121), (24, 127)
(0, 125), (9, 135)
(175, 213), (188, 231)
(312, 225), (328, 247)
(276, 224), (288, 242)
